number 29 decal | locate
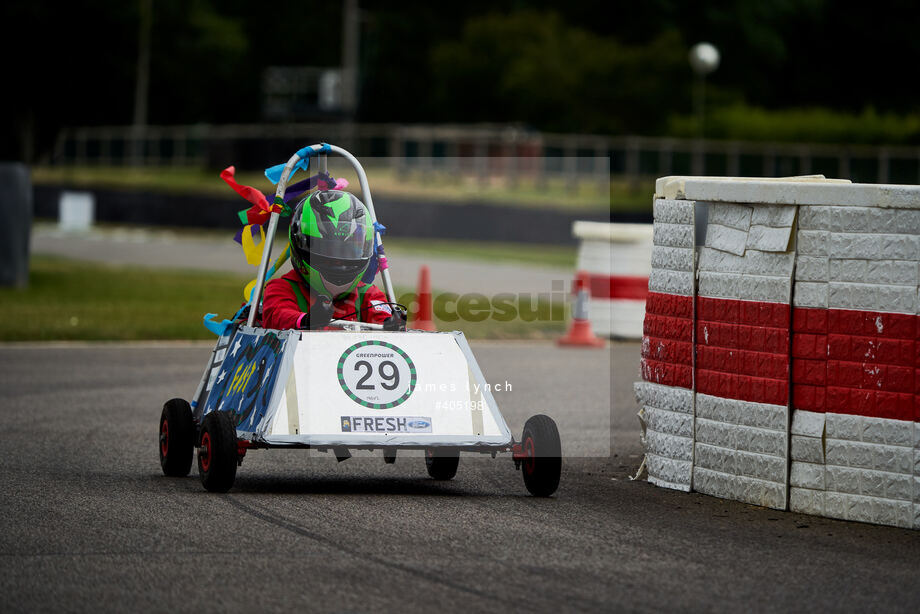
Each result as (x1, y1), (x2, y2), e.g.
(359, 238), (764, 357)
(337, 341), (417, 409)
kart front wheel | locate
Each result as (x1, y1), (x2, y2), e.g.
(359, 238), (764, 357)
(159, 398), (195, 477)
(425, 448), (459, 480)
(198, 411), (238, 493)
(520, 414), (561, 497)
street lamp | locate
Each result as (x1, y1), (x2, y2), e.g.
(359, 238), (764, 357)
(688, 42), (720, 175)
(689, 42), (720, 138)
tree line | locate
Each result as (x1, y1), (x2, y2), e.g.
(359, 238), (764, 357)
(3, 0), (919, 162)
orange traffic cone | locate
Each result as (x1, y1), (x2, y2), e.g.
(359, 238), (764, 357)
(557, 272), (605, 347)
(411, 265), (437, 331)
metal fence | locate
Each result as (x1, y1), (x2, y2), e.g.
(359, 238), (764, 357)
(50, 123), (920, 186)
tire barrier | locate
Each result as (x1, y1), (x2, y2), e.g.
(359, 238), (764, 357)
(635, 175), (920, 528)
(0, 163), (32, 287)
(572, 221), (653, 339)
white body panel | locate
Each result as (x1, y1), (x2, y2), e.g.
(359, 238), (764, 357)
(200, 327), (513, 449)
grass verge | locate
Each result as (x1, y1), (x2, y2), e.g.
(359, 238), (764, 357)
(32, 165), (652, 213)
(1, 256), (566, 341)
(0, 256), (250, 341)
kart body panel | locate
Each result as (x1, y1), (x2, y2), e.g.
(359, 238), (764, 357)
(192, 326), (514, 449)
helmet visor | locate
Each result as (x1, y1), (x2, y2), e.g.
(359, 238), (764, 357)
(308, 253), (369, 286)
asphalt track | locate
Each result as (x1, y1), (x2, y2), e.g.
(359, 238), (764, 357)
(2, 342), (919, 612)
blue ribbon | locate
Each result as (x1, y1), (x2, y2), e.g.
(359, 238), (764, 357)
(360, 222), (388, 283)
(264, 143), (331, 184)
(361, 254), (378, 283)
(264, 159), (308, 185)
(203, 313), (234, 336)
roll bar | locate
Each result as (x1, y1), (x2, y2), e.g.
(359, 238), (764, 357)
(246, 144), (396, 327)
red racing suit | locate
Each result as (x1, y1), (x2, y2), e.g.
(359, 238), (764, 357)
(262, 269), (392, 330)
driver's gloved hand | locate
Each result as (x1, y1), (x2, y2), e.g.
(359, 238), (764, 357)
(303, 296), (334, 329)
(382, 309), (407, 331)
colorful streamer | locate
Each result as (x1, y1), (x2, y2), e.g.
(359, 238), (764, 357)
(264, 143), (331, 184)
(203, 313), (234, 336)
(240, 223), (266, 266)
(205, 150), (359, 334)
(243, 245), (291, 302)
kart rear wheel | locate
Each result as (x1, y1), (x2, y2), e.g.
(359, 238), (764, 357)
(425, 448), (459, 481)
(198, 411), (238, 493)
(520, 414), (561, 497)
(159, 398), (195, 477)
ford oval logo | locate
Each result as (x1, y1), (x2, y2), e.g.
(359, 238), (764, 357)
(408, 420), (430, 429)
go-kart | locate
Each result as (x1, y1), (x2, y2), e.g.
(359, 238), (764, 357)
(157, 143), (561, 496)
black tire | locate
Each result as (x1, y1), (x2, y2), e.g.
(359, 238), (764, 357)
(159, 398), (195, 477)
(520, 414), (561, 497)
(425, 448), (460, 480)
(197, 411), (238, 492)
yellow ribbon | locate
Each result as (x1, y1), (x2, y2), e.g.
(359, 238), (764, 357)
(243, 244), (291, 302)
(240, 224), (266, 266)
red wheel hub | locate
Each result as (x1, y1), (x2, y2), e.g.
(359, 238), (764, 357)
(522, 436), (536, 475)
(200, 432), (212, 472)
(160, 419), (169, 457)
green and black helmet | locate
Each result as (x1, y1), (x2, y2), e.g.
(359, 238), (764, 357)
(288, 190), (374, 298)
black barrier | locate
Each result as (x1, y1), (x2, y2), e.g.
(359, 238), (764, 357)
(34, 185), (636, 244)
(0, 164), (32, 286)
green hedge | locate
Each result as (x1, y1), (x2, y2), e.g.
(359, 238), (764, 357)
(668, 105), (920, 145)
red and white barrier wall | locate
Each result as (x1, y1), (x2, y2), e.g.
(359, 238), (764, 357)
(790, 203), (920, 527)
(693, 201), (796, 509)
(635, 200), (695, 491)
(635, 176), (920, 528)
(573, 221), (652, 339)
